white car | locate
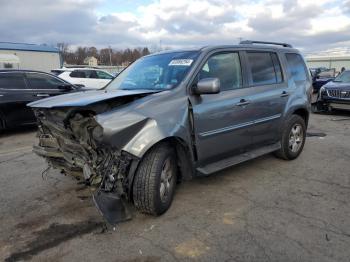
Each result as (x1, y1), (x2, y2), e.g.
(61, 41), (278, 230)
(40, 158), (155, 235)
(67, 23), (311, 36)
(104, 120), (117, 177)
(51, 68), (114, 89)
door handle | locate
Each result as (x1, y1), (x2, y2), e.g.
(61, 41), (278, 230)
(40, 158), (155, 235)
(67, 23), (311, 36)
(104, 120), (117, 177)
(280, 91), (289, 97)
(35, 93), (50, 97)
(236, 99), (250, 106)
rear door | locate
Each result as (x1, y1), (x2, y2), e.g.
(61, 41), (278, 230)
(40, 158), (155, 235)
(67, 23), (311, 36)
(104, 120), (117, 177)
(85, 70), (103, 88)
(0, 72), (35, 126)
(243, 51), (289, 146)
(95, 70), (114, 88)
(68, 70), (88, 87)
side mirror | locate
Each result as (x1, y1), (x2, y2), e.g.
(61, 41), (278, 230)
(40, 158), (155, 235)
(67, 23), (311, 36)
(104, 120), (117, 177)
(58, 84), (73, 91)
(193, 78), (220, 95)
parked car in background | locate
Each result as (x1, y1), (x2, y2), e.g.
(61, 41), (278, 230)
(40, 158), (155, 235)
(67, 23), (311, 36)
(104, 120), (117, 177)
(52, 67), (114, 89)
(0, 70), (78, 130)
(313, 70), (350, 112)
(310, 67), (336, 93)
(29, 41), (311, 224)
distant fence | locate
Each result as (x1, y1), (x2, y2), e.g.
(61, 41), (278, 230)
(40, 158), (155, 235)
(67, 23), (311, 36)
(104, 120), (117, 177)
(306, 56), (350, 73)
(95, 65), (126, 74)
(64, 64), (126, 74)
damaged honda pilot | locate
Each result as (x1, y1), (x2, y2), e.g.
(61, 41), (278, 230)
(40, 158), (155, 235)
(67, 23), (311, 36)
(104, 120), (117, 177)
(29, 41), (311, 224)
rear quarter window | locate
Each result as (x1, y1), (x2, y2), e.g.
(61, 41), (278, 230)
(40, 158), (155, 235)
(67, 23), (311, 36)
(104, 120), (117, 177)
(0, 73), (26, 89)
(285, 53), (308, 82)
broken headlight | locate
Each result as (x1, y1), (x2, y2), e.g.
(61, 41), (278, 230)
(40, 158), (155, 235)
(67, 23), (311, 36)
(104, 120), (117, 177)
(92, 125), (104, 141)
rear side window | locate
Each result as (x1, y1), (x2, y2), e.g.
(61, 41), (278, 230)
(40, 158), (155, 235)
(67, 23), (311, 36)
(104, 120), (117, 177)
(70, 70), (86, 78)
(0, 73), (26, 89)
(285, 53), (308, 81)
(26, 73), (65, 89)
(271, 53), (283, 83)
(246, 52), (283, 85)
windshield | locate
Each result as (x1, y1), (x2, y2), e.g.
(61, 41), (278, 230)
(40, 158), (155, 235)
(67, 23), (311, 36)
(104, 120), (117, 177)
(334, 71), (350, 83)
(106, 51), (199, 90)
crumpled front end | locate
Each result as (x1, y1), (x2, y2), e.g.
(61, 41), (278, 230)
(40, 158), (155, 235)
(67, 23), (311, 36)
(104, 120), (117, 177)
(33, 108), (137, 224)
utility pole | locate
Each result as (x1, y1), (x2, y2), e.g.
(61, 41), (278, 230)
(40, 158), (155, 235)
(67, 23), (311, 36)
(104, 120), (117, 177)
(108, 46), (112, 66)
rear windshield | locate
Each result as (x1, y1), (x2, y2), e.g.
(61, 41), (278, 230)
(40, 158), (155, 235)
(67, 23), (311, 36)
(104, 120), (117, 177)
(106, 51), (200, 91)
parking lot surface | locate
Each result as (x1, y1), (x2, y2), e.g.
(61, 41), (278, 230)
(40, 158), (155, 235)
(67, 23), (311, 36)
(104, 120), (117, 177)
(0, 112), (349, 262)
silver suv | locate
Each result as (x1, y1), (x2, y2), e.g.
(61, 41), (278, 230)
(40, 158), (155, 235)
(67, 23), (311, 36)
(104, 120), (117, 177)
(29, 40), (312, 224)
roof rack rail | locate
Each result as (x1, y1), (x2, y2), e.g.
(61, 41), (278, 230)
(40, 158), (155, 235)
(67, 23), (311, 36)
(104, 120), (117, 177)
(239, 40), (293, 48)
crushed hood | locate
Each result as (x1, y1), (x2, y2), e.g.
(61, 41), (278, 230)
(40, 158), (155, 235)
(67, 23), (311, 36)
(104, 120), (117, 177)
(28, 89), (159, 108)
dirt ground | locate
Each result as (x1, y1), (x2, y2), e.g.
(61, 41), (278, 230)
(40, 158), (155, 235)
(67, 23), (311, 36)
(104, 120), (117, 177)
(0, 112), (349, 262)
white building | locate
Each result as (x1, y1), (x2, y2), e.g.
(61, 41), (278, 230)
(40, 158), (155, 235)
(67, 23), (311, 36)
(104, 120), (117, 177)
(306, 56), (350, 73)
(84, 56), (98, 67)
(0, 42), (61, 72)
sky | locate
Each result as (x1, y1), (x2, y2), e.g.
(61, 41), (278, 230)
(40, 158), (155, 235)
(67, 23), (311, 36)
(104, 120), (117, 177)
(1, 0), (350, 55)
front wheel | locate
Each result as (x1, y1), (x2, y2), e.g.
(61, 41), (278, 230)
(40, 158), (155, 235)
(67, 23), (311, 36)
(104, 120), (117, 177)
(133, 143), (177, 216)
(275, 115), (306, 160)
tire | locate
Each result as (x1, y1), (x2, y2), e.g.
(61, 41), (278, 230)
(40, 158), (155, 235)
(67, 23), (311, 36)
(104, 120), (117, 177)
(311, 103), (319, 113)
(133, 143), (177, 216)
(0, 117), (4, 131)
(312, 102), (329, 113)
(275, 115), (306, 160)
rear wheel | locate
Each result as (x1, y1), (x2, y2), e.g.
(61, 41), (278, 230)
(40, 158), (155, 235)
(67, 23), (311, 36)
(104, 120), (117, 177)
(0, 116), (4, 131)
(275, 115), (306, 160)
(133, 143), (177, 216)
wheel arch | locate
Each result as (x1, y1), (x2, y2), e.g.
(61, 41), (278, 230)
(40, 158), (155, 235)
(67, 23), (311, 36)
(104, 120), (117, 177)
(292, 107), (310, 127)
(126, 136), (195, 200)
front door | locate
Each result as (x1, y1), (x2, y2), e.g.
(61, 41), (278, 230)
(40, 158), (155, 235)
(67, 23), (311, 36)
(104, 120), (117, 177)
(190, 51), (256, 165)
(25, 72), (71, 101)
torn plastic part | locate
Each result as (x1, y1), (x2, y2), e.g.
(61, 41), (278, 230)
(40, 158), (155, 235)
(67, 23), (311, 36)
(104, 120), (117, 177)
(93, 191), (132, 225)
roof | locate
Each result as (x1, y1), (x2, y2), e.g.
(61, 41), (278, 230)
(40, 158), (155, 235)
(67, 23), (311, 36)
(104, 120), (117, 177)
(0, 54), (20, 63)
(150, 44), (297, 57)
(0, 69), (55, 73)
(201, 44), (297, 52)
(0, 42), (59, 53)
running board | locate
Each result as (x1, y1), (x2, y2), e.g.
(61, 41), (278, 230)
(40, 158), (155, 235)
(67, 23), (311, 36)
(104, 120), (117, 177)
(196, 142), (281, 175)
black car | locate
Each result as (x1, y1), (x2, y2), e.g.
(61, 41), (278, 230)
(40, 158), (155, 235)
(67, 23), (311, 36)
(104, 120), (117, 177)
(310, 67), (336, 93)
(313, 70), (350, 112)
(0, 70), (77, 130)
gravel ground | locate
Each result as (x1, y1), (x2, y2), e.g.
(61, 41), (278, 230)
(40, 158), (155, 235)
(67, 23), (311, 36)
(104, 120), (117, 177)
(0, 112), (349, 262)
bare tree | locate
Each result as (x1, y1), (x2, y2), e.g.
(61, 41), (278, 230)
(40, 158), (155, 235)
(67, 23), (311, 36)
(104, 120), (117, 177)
(59, 45), (152, 66)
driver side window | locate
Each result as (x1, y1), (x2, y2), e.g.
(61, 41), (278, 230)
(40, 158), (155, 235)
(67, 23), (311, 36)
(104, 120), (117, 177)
(199, 52), (242, 91)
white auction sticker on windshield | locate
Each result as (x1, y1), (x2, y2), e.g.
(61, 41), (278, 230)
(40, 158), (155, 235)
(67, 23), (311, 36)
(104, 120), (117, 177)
(169, 59), (193, 66)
